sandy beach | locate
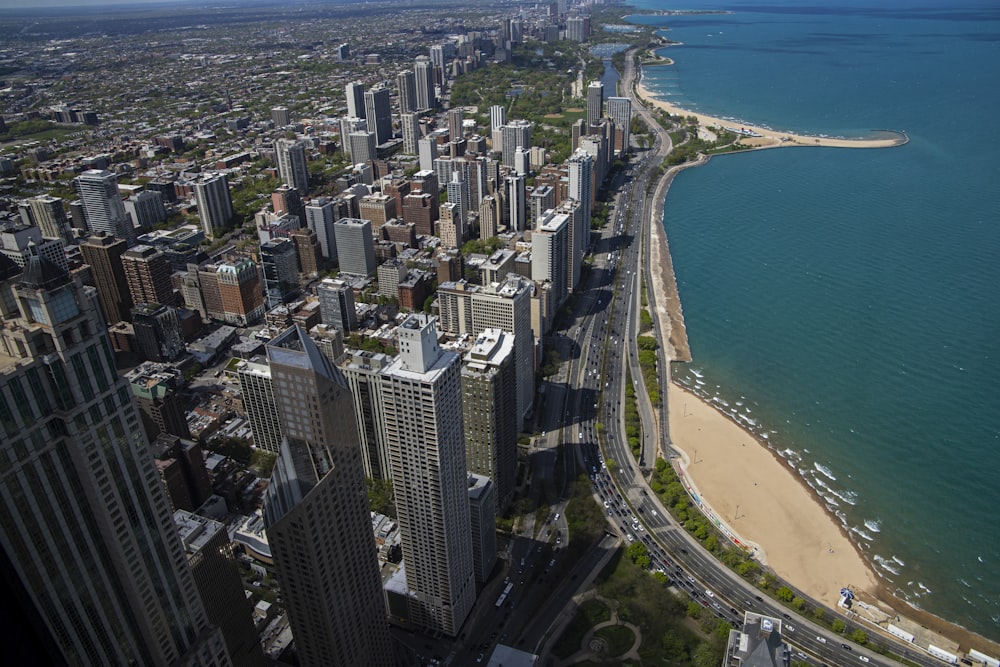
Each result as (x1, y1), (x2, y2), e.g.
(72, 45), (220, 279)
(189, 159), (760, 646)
(635, 80), (906, 149)
(665, 383), (879, 608)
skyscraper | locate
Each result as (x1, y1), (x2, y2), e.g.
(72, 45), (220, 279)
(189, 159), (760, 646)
(436, 274), (535, 433)
(606, 96), (632, 154)
(122, 244), (178, 307)
(567, 151), (594, 289)
(397, 70), (417, 114)
(338, 349), (393, 480)
(333, 218), (376, 276)
(490, 104), (506, 151)
(348, 130), (377, 165)
(364, 87), (393, 146)
(505, 173), (527, 232)
(501, 119), (532, 168)
(532, 209), (570, 306)
(462, 329), (518, 512)
(446, 170), (468, 231)
(586, 80), (604, 128)
(401, 112), (420, 155)
(74, 169), (136, 245)
(194, 173), (234, 238)
(0, 251), (230, 666)
(304, 198), (339, 263)
(260, 237), (299, 308)
(317, 277), (358, 331)
(414, 56), (435, 110)
(271, 106), (291, 127)
(79, 232), (133, 323)
(236, 359), (284, 454)
(382, 314), (475, 636)
(27, 194), (73, 245)
(263, 326), (393, 667)
(345, 81), (366, 119)
(418, 137), (438, 172)
(275, 138), (310, 193)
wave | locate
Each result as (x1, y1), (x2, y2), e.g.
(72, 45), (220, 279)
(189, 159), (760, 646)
(874, 554), (901, 576)
(864, 519), (882, 533)
(852, 526), (875, 541)
(813, 462), (837, 481)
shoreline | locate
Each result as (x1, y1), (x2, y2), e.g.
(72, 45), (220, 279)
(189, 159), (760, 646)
(637, 62), (1000, 655)
(634, 78), (908, 150)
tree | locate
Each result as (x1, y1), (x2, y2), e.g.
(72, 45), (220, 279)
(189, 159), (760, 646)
(832, 618), (846, 633)
(849, 629), (868, 645)
(776, 586), (795, 603)
(366, 477), (395, 518)
(792, 596), (806, 611)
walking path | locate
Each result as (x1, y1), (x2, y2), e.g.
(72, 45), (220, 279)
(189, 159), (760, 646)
(553, 592), (643, 666)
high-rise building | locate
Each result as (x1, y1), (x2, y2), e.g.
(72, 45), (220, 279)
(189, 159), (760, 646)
(467, 474), (497, 584)
(304, 198), (339, 263)
(500, 120), (532, 168)
(74, 169), (136, 245)
(194, 173), (234, 238)
(418, 137), (438, 172)
(275, 138), (310, 193)
(132, 302), (184, 362)
(317, 277), (358, 332)
(505, 173), (527, 232)
(566, 14), (590, 42)
(127, 362), (191, 440)
(479, 195), (499, 240)
(348, 130), (377, 165)
(490, 104), (506, 151)
(446, 170), (468, 230)
(339, 116), (367, 159)
(174, 511), (267, 666)
(290, 227), (322, 276)
(260, 237), (299, 308)
(263, 326), (393, 667)
(397, 70), (417, 114)
(436, 275), (534, 429)
(532, 209), (570, 306)
(122, 244), (177, 307)
(190, 260), (266, 326)
(364, 87), (393, 146)
(530, 184), (556, 229)
(462, 329), (518, 512)
(333, 218), (376, 276)
(338, 349), (393, 480)
(345, 81), (366, 119)
(606, 96), (632, 154)
(79, 233), (133, 323)
(0, 251), (230, 666)
(27, 194), (73, 245)
(447, 108), (464, 142)
(124, 190), (167, 233)
(235, 359), (284, 454)
(414, 56), (435, 110)
(271, 106), (291, 127)
(382, 314), (475, 635)
(587, 80), (604, 128)
(567, 151), (593, 288)
(401, 112), (420, 155)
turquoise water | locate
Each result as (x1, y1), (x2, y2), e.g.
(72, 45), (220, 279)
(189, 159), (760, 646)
(629, 0), (1000, 639)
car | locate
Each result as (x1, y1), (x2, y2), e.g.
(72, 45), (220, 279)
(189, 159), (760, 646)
(785, 624), (795, 632)
(705, 589), (715, 598)
(554, 513), (560, 521)
(816, 636), (827, 644)
(476, 653), (484, 663)
(842, 644), (853, 651)
(859, 657), (870, 663)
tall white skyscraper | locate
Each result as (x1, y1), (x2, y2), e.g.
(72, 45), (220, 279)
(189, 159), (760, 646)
(533, 209), (570, 304)
(274, 138), (309, 193)
(587, 80), (604, 128)
(74, 169), (136, 245)
(382, 314), (475, 636)
(0, 251), (230, 666)
(568, 151), (593, 289)
(345, 80), (366, 119)
(401, 112), (420, 155)
(447, 170), (468, 230)
(194, 172), (234, 239)
(414, 56), (435, 110)
(490, 104), (506, 152)
(235, 359), (283, 453)
(349, 130), (377, 164)
(364, 87), (393, 146)
(505, 173), (526, 232)
(27, 194), (73, 245)
(418, 137), (438, 172)
(500, 120), (532, 168)
(304, 198), (339, 262)
(397, 70), (417, 114)
(264, 326), (393, 667)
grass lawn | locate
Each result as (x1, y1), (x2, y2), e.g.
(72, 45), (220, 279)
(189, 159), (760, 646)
(551, 598), (611, 659)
